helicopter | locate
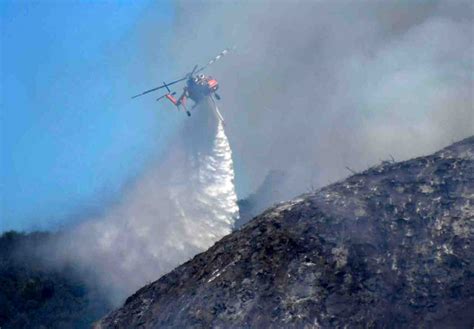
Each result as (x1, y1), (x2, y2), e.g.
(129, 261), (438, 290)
(131, 48), (232, 123)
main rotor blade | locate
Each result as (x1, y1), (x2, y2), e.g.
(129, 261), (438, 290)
(131, 86), (164, 99)
(167, 76), (188, 86)
(131, 76), (187, 99)
(195, 47), (234, 74)
(190, 64), (198, 76)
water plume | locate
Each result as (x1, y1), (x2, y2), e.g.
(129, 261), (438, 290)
(53, 101), (239, 304)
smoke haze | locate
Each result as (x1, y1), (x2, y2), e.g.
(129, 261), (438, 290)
(41, 0), (472, 304)
(168, 0), (473, 199)
(51, 103), (238, 303)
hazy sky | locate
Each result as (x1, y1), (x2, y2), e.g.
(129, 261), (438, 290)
(1, 1), (178, 231)
(1, 0), (473, 233)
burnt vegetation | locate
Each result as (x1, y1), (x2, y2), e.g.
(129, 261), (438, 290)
(98, 136), (474, 329)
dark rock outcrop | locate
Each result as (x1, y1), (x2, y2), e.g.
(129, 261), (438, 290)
(97, 136), (474, 329)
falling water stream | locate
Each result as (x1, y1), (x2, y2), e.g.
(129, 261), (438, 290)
(57, 100), (239, 304)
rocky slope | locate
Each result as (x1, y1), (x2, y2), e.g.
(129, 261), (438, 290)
(97, 136), (474, 328)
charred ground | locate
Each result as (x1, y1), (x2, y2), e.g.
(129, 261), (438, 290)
(98, 137), (474, 328)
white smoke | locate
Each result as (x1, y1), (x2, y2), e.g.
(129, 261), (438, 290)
(42, 0), (472, 305)
(169, 0), (474, 201)
(53, 101), (238, 304)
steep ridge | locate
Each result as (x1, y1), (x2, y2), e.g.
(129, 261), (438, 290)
(97, 136), (474, 329)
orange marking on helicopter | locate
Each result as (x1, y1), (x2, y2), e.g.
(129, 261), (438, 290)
(165, 94), (178, 105)
(208, 79), (218, 89)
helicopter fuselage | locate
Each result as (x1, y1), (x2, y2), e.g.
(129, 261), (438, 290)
(186, 75), (219, 103)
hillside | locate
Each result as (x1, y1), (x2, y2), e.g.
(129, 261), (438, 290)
(97, 136), (474, 328)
